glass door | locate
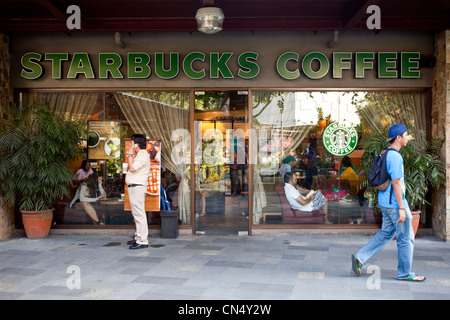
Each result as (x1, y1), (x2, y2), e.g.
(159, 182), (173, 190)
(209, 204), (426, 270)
(194, 90), (249, 234)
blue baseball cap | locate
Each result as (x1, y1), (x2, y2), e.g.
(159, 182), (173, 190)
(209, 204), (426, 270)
(386, 124), (408, 143)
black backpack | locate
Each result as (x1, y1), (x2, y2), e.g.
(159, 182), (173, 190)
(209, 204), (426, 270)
(368, 147), (400, 203)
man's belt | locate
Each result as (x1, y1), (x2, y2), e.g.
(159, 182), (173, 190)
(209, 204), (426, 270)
(128, 184), (143, 188)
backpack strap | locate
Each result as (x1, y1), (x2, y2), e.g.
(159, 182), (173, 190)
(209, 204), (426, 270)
(390, 185), (393, 204)
(385, 148), (400, 205)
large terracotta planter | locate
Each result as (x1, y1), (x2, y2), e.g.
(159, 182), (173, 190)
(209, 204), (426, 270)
(411, 210), (421, 237)
(21, 210), (53, 239)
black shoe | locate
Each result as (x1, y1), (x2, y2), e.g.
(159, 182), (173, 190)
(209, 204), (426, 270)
(129, 243), (148, 250)
(127, 239), (136, 246)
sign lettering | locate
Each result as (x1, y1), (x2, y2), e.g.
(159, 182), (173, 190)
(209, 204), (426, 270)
(20, 51), (421, 80)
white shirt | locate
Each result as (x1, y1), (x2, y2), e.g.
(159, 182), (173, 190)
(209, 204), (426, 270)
(70, 182), (106, 208)
(125, 149), (150, 186)
(284, 183), (313, 211)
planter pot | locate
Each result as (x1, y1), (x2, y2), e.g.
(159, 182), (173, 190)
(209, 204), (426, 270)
(160, 210), (179, 239)
(411, 210), (421, 237)
(21, 210), (53, 239)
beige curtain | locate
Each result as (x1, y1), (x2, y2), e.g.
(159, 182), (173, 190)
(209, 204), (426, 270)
(357, 91), (427, 143)
(27, 92), (100, 123)
(113, 92), (191, 224)
(252, 166), (267, 224)
(277, 125), (313, 156)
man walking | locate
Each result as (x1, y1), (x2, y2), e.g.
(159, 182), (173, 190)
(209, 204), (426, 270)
(352, 124), (426, 282)
(126, 134), (151, 250)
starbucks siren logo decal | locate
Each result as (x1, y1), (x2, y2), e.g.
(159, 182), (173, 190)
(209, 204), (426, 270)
(322, 122), (358, 156)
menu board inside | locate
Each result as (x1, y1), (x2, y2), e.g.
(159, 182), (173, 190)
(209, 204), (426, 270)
(87, 120), (122, 160)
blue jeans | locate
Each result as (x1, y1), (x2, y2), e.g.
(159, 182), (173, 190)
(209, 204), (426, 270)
(355, 205), (415, 279)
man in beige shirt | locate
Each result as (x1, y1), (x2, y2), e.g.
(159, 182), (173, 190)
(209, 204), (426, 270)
(125, 134), (151, 249)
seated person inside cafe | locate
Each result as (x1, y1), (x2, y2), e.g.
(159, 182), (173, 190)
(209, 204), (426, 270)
(279, 155), (297, 181)
(70, 171), (106, 225)
(338, 155), (359, 195)
(283, 172), (331, 224)
(73, 160), (93, 184)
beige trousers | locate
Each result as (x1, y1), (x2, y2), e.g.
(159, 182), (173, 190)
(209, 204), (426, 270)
(128, 185), (148, 245)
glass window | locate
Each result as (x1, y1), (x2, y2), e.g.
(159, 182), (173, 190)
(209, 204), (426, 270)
(20, 89), (429, 229)
(24, 91), (190, 226)
(251, 91), (429, 226)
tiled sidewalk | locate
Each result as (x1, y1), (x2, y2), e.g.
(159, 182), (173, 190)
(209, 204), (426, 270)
(0, 233), (449, 300)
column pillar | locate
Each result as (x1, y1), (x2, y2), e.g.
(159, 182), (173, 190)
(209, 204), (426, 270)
(0, 33), (15, 240)
(431, 30), (450, 241)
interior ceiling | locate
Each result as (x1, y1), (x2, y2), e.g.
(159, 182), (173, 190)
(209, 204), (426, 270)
(0, 0), (449, 33)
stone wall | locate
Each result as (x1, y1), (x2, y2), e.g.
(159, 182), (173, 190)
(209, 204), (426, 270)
(0, 33), (15, 240)
(431, 30), (450, 241)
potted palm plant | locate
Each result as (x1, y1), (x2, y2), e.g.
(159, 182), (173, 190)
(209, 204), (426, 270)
(0, 104), (83, 238)
(359, 128), (445, 236)
(316, 106), (326, 128)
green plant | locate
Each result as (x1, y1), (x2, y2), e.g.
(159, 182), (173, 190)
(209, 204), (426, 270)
(0, 104), (83, 212)
(316, 106), (324, 120)
(359, 128), (446, 212)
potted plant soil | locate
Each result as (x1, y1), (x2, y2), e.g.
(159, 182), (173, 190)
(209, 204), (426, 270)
(359, 128), (445, 236)
(0, 104), (83, 239)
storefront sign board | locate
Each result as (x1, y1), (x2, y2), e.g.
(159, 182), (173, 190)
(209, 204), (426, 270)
(11, 31), (434, 89)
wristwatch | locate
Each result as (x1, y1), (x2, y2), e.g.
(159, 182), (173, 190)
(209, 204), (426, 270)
(127, 154), (133, 157)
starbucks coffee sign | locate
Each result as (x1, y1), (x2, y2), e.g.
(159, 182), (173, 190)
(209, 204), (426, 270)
(20, 51), (420, 80)
(322, 122), (358, 156)
(11, 32), (433, 89)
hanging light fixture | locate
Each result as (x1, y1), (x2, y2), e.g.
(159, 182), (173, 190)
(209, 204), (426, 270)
(195, 7), (224, 34)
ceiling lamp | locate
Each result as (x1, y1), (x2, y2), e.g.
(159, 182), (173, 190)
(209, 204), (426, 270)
(195, 7), (224, 34)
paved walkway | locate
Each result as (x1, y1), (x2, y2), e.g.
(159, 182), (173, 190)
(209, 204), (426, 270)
(0, 233), (449, 300)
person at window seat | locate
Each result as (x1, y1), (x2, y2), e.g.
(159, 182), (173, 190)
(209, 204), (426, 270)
(279, 155), (297, 180)
(70, 172), (106, 225)
(339, 156), (359, 195)
(73, 160), (94, 184)
(283, 172), (331, 224)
